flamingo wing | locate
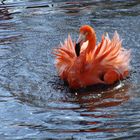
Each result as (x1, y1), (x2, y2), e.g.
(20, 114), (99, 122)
(53, 35), (76, 80)
(89, 32), (131, 84)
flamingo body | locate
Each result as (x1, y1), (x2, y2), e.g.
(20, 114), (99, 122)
(54, 25), (131, 89)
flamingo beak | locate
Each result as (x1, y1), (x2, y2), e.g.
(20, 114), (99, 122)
(75, 33), (86, 57)
(76, 33), (86, 45)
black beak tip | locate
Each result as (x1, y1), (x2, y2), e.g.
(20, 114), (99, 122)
(75, 42), (81, 57)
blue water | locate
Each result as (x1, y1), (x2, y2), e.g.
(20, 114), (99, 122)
(0, 0), (140, 139)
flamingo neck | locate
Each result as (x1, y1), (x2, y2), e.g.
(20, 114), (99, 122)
(86, 35), (96, 53)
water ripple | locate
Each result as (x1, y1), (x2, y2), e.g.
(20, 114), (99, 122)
(0, 0), (139, 139)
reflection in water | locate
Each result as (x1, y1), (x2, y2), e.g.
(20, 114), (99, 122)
(75, 83), (130, 110)
(56, 0), (140, 17)
(0, 1), (21, 45)
(8, 82), (131, 135)
(10, 82), (130, 109)
(0, 0), (139, 139)
(0, 7), (12, 20)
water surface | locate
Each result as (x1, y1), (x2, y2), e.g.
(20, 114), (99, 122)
(0, 0), (140, 139)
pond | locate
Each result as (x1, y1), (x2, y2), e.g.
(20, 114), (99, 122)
(0, 0), (140, 139)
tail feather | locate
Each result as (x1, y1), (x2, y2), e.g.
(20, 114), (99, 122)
(89, 31), (131, 76)
(94, 35), (105, 58)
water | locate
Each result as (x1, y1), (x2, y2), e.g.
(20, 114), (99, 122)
(0, 0), (140, 139)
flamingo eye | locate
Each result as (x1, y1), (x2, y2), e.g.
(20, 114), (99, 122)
(80, 32), (87, 38)
(83, 32), (88, 36)
(83, 31), (86, 34)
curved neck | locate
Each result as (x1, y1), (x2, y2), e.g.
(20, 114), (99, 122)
(86, 34), (96, 53)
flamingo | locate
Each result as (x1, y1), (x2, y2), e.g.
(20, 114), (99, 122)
(53, 25), (131, 89)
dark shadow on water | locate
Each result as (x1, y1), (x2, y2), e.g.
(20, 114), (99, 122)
(0, 1), (22, 45)
(54, 0), (140, 17)
(0, 1), (12, 20)
(8, 75), (131, 111)
(71, 82), (130, 110)
(12, 81), (131, 134)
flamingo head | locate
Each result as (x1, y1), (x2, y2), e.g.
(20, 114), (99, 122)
(75, 25), (96, 57)
(77, 25), (95, 43)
